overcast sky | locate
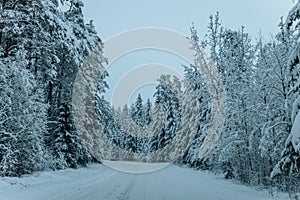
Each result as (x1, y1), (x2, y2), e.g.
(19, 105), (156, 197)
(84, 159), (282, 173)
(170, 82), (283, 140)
(81, 0), (295, 107)
(83, 0), (294, 40)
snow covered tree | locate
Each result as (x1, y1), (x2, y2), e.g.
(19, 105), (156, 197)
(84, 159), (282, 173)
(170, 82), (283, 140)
(130, 95), (152, 128)
(272, 2), (300, 184)
(0, 54), (49, 176)
(0, 0), (104, 173)
(199, 17), (256, 183)
(131, 94), (144, 127)
(143, 98), (152, 126)
(51, 103), (92, 169)
(253, 31), (292, 186)
(149, 75), (182, 161)
(179, 64), (211, 168)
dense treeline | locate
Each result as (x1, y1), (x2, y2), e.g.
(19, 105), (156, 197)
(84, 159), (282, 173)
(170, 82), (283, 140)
(180, 4), (300, 195)
(0, 0), (103, 176)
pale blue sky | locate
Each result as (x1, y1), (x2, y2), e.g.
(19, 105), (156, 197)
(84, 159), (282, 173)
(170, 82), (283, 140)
(82, 0), (295, 107)
(83, 0), (294, 40)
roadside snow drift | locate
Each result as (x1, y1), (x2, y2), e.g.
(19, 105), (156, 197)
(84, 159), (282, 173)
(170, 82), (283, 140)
(0, 162), (288, 200)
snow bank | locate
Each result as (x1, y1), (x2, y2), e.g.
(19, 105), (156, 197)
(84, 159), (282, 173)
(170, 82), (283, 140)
(0, 163), (290, 200)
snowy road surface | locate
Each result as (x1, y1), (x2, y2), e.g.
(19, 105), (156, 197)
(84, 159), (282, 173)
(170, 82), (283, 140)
(0, 162), (287, 200)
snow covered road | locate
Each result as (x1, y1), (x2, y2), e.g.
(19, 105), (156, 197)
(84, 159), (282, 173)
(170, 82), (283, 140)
(0, 162), (287, 200)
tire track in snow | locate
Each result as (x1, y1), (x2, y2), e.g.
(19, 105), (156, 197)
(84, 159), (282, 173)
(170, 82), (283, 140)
(105, 175), (133, 200)
(46, 169), (118, 200)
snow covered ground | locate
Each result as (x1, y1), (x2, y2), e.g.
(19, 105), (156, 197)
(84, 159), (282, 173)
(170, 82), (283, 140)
(0, 162), (289, 200)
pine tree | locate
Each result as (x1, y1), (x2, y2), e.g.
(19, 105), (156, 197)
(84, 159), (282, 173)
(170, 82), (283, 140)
(143, 98), (152, 126)
(179, 64), (211, 168)
(132, 94), (144, 127)
(52, 103), (91, 169)
(130, 95), (152, 128)
(151, 75), (182, 161)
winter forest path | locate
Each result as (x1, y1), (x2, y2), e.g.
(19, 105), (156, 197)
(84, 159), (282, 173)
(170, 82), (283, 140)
(0, 162), (288, 200)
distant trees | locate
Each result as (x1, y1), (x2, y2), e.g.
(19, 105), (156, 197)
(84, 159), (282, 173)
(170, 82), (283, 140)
(130, 94), (152, 127)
